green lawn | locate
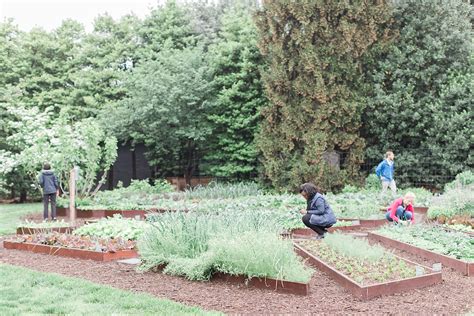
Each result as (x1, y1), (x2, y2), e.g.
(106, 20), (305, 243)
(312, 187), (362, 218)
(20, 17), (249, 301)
(0, 203), (42, 235)
(0, 263), (219, 315)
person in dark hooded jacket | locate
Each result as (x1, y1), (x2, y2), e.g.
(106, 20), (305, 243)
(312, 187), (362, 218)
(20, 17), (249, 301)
(299, 183), (337, 239)
(38, 163), (59, 220)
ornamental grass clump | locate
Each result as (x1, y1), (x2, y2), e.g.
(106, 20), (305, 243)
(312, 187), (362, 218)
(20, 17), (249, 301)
(138, 211), (312, 283)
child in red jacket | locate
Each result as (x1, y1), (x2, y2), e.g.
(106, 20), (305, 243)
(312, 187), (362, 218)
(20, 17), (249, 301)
(385, 192), (416, 224)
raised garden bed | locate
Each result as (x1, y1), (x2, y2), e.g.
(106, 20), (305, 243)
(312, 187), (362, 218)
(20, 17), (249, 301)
(57, 208), (147, 219)
(289, 224), (362, 238)
(16, 226), (75, 235)
(339, 217), (387, 228)
(368, 232), (474, 277)
(149, 264), (310, 296)
(57, 207), (186, 219)
(3, 241), (138, 262)
(414, 207), (429, 214)
(294, 240), (442, 300)
(211, 272), (309, 296)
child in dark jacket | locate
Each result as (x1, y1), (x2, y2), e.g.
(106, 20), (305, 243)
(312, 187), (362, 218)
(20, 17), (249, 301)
(299, 183), (337, 239)
(38, 163), (59, 220)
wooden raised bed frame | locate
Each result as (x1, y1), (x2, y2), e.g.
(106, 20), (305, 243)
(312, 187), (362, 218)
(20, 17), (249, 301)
(57, 207), (147, 219)
(152, 264), (309, 296)
(338, 217), (387, 228)
(3, 241), (138, 262)
(368, 232), (474, 277)
(294, 242), (442, 300)
(289, 225), (362, 238)
(212, 273), (309, 296)
(56, 207), (186, 219)
(16, 226), (74, 235)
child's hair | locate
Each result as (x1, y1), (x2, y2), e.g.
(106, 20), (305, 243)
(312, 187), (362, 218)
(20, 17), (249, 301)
(299, 183), (319, 198)
(385, 150), (394, 158)
(43, 163), (51, 170)
(404, 192), (416, 201)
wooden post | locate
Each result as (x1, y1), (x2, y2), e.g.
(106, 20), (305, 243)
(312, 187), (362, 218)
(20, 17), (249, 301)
(69, 168), (76, 222)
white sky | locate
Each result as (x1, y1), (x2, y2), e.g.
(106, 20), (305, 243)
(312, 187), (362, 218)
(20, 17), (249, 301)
(0, 0), (163, 32)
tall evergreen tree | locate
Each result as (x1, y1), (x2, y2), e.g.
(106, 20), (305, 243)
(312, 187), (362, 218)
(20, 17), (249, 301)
(362, 0), (473, 187)
(255, 0), (392, 191)
(206, 5), (266, 178)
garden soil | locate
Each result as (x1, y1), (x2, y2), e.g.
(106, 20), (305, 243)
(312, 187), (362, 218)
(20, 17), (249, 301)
(0, 236), (472, 315)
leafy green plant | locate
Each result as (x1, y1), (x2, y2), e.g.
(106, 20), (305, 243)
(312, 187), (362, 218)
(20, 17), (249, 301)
(377, 225), (474, 262)
(73, 215), (147, 240)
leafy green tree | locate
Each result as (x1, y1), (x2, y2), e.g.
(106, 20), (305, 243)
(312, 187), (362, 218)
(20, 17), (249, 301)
(15, 20), (85, 116)
(0, 105), (117, 197)
(362, 0), (473, 187)
(71, 14), (142, 119)
(255, 0), (392, 191)
(106, 46), (213, 184)
(139, 0), (197, 59)
(205, 5), (266, 178)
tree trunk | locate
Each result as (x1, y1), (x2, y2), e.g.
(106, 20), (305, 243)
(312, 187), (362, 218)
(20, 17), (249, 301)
(19, 189), (27, 203)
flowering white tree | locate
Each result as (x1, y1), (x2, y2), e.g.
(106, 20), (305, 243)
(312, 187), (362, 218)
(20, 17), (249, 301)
(0, 105), (117, 197)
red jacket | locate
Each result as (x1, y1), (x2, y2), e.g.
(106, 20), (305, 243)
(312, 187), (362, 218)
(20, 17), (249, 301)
(388, 197), (414, 223)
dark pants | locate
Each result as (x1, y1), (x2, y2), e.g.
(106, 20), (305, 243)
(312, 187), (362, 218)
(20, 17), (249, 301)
(43, 193), (57, 220)
(386, 206), (412, 222)
(302, 213), (332, 236)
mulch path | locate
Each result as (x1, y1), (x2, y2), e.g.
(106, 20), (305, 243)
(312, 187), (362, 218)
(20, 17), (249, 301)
(0, 234), (472, 315)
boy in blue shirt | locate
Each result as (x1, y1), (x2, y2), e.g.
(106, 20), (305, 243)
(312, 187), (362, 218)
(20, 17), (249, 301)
(375, 151), (396, 200)
(38, 163), (59, 220)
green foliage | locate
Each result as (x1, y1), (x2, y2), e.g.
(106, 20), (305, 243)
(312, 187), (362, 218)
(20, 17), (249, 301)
(139, 211), (312, 282)
(0, 263), (218, 315)
(365, 174), (380, 192)
(299, 234), (415, 285)
(0, 106), (117, 196)
(205, 5), (266, 178)
(255, 1), (392, 192)
(378, 225), (474, 262)
(107, 45), (213, 181)
(363, 0), (473, 187)
(184, 181), (264, 200)
(428, 171), (474, 220)
(57, 179), (175, 210)
(323, 233), (388, 263)
(400, 187), (433, 207)
(326, 190), (385, 220)
(73, 215), (147, 241)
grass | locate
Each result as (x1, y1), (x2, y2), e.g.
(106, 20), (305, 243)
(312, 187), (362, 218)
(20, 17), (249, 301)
(0, 263), (219, 315)
(0, 203), (42, 235)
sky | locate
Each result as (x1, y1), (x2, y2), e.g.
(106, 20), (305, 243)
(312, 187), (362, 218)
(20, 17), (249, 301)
(0, 0), (162, 32)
